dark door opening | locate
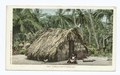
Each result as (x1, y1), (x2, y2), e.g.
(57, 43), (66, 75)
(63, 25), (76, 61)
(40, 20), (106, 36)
(69, 40), (74, 58)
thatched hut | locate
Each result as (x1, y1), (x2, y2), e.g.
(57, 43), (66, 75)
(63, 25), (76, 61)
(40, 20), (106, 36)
(26, 28), (88, 62)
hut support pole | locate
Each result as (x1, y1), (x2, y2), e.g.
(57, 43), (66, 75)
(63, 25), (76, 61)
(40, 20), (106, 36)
(69, 40), (74, 58)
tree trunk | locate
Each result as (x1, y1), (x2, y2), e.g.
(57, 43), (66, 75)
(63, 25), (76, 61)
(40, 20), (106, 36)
(69, 40), (74, 58)
(87, 10), (100, 49)
(72, 9), (77, 26)
(86, 25), (91, 45)
(80, 26), (84, 38)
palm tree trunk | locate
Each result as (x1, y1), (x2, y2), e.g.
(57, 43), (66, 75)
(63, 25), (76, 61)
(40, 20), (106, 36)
(72, 9), (77, 26)
(87, 10), (100, 49)
(102, 36), (106, 52)
(73, 16), (77, 26)
(86, 25), (91, 45)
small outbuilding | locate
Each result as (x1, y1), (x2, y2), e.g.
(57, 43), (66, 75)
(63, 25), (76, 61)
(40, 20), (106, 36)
(26, 28), (88, 62)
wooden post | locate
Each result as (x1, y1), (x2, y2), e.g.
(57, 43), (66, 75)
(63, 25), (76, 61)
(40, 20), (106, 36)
(69, 40), (74, 58)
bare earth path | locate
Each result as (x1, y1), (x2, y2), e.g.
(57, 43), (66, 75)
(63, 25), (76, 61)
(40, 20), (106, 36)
(12, 55), (112, 66)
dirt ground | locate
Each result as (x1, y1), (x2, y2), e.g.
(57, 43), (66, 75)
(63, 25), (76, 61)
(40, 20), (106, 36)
(12, 55), (112, 66)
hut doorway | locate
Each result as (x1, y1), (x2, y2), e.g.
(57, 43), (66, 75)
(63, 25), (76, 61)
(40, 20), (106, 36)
(69, 40), (74, 58)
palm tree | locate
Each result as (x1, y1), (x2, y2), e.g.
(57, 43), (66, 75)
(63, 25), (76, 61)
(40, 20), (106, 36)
(13, 9), (45, 49)
(93, 9), (113, 52)
(86, 10), (100, 50)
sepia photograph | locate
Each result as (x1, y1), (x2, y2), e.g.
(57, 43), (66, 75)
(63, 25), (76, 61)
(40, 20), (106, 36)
(6, 6), (116, 71)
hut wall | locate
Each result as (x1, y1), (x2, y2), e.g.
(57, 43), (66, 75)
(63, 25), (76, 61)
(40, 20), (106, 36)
(74, 41), (87, 60)
(56, 40), (87, 61)
(74, 42), (86, 51)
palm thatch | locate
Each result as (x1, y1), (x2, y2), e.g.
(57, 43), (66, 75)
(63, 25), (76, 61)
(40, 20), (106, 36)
(26, 28), (88, 62)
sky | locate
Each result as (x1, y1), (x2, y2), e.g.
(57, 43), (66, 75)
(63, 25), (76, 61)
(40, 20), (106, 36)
(41, 9), (108, 23)
(41, 9), (57, 15)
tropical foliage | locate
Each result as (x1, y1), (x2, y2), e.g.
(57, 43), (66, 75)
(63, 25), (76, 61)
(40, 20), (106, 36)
(13, 8), (113, 56)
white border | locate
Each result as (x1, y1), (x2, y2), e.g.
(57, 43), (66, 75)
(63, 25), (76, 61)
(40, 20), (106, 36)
(6, 5), (116, 71)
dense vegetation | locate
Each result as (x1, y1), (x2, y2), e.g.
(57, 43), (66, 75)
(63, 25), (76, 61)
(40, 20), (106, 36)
(13, 8), (113, 57)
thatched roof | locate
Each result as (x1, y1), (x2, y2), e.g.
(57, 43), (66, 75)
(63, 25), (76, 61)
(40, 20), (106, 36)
(26, 28), (88, 62)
